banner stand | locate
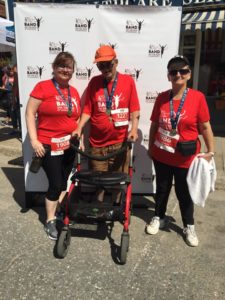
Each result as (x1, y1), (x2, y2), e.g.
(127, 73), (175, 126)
(14, 3), (182, 207)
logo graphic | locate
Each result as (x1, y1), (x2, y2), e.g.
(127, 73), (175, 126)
(145, 91), (158, 104)
(136, 19), (144, 33)
(59, 41), (68, 52)
(24, 17), (43, 31)
(75, 18), (93, 32)
(49, 42), (68, 54)
(125, 68), (142, 81)
(141, 173), (153, 183)
(148, 44), (167, 58)
(126, 19), (144, 34)
(108, 43), (117, 49)
(27, 66), (45, 79)
(99, 42), (117, 49)
(76, 67), (93, 80)
(159, 44), (167, 57)
(113, 93), (122, 109)
(143, 134), (149, 146)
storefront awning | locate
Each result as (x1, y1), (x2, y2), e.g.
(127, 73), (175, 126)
(182, 10), (225, 31)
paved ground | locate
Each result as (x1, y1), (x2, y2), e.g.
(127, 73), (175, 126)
(0, 111), (225, 300)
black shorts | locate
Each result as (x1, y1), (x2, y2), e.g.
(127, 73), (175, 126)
(42, 147), (75, 200)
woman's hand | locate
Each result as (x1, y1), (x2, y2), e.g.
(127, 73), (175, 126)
(31, 139), (46, 157)
(197, 152), (214, 162)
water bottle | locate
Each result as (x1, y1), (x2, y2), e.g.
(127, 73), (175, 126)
(29, 145), (49, 173)
(29, 156), (44, 173)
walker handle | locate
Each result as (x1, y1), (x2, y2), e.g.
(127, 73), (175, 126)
(70, 140), (132, 161)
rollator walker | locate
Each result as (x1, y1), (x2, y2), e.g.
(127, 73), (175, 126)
(56, 138), (134, 264)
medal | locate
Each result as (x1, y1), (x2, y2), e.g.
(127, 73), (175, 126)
(104, 73), (118, 120)
(170, 129), (177, 136)
(67, 110), (72, 117)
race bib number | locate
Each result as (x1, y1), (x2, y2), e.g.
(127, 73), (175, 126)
(50, 135), (71, 155)
(111, 108), (129, 127)
(154, 127), (179, 153)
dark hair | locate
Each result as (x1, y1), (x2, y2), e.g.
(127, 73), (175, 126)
(167, 55), (190, 70)
(52, 52), (76, 70)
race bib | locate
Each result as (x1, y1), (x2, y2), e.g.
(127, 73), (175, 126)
(154, 127), (179, 153)
(111, 108), (129, 127)
(50, 135), (71, 155)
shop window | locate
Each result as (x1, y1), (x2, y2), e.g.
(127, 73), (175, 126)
(200, 29), (225, 96)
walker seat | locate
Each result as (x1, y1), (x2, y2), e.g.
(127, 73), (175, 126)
(71, 170), (130, 186)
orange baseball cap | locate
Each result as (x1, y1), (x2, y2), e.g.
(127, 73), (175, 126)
(93, 45), (116, 63)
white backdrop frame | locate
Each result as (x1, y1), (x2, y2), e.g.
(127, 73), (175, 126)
(14, 3), (182, 197)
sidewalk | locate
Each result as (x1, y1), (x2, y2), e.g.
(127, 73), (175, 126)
(0, 110), (225, 299)
(0, 141), (225, 299)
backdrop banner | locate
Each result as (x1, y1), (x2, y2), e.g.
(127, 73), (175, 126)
(14, 3), (182, 194)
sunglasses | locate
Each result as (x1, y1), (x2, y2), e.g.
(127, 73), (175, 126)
(168, 69), (190, 76)
(97, 61), (114, 71)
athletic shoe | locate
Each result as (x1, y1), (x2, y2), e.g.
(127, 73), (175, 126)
(183, 225), (199, 247)
(146, 216), (166, 235)
(44, 219), (58, 240)
(55, 210), (65, 222)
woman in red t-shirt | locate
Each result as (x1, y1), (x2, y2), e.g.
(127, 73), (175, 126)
(26, 52), (81, 240)
(146, 56), (214, 247)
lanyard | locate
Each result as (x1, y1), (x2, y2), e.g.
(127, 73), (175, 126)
(52, 78), (72, 117)
(103, 72), (118, 115)
(169, 88), (188, 131)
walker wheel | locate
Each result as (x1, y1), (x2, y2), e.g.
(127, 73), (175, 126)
(120, 232), (130, 265)
(56, 228), (71, 258)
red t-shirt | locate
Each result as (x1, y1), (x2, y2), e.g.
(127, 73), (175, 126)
(30, 79), (81, 144)
(83, 73), (140, 147)
(150, 88), (210, 168)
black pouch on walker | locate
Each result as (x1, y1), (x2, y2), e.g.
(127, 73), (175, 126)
(176, 140), (197, 156)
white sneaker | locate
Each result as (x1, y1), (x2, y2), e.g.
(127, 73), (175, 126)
(183, 225), (199, 247)
(146, 216), (166, 235)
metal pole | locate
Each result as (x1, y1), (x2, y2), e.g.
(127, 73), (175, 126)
(193, 30), (202, 90)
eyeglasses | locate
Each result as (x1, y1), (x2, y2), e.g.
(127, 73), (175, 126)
(168, 69), (190, 76)
(97, 61), (114, 71)
(57, 65), (73, 72)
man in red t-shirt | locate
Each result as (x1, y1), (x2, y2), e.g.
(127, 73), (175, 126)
(73, 45), (140, 203)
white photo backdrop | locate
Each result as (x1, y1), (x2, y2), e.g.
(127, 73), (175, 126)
(14, 3), (182, 194)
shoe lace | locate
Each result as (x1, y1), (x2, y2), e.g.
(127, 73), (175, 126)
(150, 216), (159, 226)
(47, 220), (56, 231)
(184, 226), (197, 237)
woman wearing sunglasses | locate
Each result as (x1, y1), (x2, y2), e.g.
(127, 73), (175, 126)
(146, 56), (214, 247)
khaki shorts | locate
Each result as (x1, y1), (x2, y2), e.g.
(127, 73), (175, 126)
(90, 142), (130, 174)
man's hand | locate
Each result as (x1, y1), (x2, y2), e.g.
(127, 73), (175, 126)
(128, 129), (138, 142)
(71, 128), (82, 139)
